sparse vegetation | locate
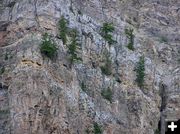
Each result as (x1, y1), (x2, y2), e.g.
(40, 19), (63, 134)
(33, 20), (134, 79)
(69, 6), (73, 12)
(135, 56), (145, 88)
(178, 58), (180, 64)
(78, 9), (82, 15)
(4, 52), (13, 60)
(159, 36), (168, 43)
(93, 122), (102, 134)
(101, 22), (116, 45)
(40, 33), (57, 59)
(0, 109), (9, 115)
(125, 28), (134, 50)
(80, 81), (87, 92)
(101, 87), (113, 103)
(100, 52), (112, 76)
(68, 29), (82, 65)
(85, 128), (91, 134)
(100, 64), (111, 76)
(58, 16), (82, 65)
(154, 129), (160, 134)
(0, 66), (5, 75)
(59, 16), (68, 44)
(5, 52), (8, 60)
(115, 76), (121, 83)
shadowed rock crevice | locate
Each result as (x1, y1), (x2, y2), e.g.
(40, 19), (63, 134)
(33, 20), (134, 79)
(0, 83), (10, 134)
(159, 83), (168, 134)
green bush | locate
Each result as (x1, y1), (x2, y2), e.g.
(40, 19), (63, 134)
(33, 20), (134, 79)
(101, 87), (113, 103)
(68, 29), (82, 65)
(40, 33), (57, 59)
(93, 122), (102, 134)
(135, 56), (145, 88)
(59, 16), (68, 44)
(101, 23), (115, 33)
(125, 28), (134, 50)
(101, 23), (116, 45)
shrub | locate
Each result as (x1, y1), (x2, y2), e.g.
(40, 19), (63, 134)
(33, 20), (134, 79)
(69, 6), (73, 12)
(85, 128), (91, 134)
(93, 122), (102, 134)
(59, 16), (68, 44)
(0, 66), (5, 75)
(78, 9), (82, 15)
(80, 81), (86, 92)
(0, 109), (9, 115)
(68, 29), (82, 65)
(115, 77), (121, 83)
(100, 65), (111, 76)
(5, 52), (8, 60)
(160, 36), (168, 43)
(100, 53), (112, 76)
(125, 28), (134, 50)
(101, 23), (115, 33)
(40, 33), (57, 59)
(101, 87), (113, 103)
(101, 23), (116, 45)
(135, 56), (145, 88)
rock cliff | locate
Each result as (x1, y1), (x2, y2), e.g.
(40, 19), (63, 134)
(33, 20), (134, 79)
(0, 0), (179, 134)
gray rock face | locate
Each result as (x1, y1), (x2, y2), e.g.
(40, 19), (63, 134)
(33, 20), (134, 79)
(0, 0), (179, 134)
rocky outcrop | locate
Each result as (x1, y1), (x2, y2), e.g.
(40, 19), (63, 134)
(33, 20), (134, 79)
(0, 0), (179, 134)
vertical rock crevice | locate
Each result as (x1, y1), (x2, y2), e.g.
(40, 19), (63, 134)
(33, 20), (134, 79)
(159, 83), (168, 134)
(0, 83), (10, 134)
(33, 0), (40, 28)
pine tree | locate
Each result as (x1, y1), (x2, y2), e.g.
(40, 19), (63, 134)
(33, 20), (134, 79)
(68, 29), (81, 65)
(101, 23), (116, 45)
(59, 16), (68, 44)
(135, 56), (145, 88)
(125, 28), (134, 50)
(40, 33), (57, 59)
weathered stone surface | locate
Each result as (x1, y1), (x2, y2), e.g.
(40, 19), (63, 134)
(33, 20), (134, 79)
(0, 0), (179, 134)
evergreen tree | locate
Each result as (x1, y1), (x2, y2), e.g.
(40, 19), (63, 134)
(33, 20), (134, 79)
(59, 16), (68, 44)
(135, 56), (145, 88)
(101, 23), (116, 45)
(40, 33), (57, 59)
(125, 28), (134, 50)
(68, 29), (81, 65)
